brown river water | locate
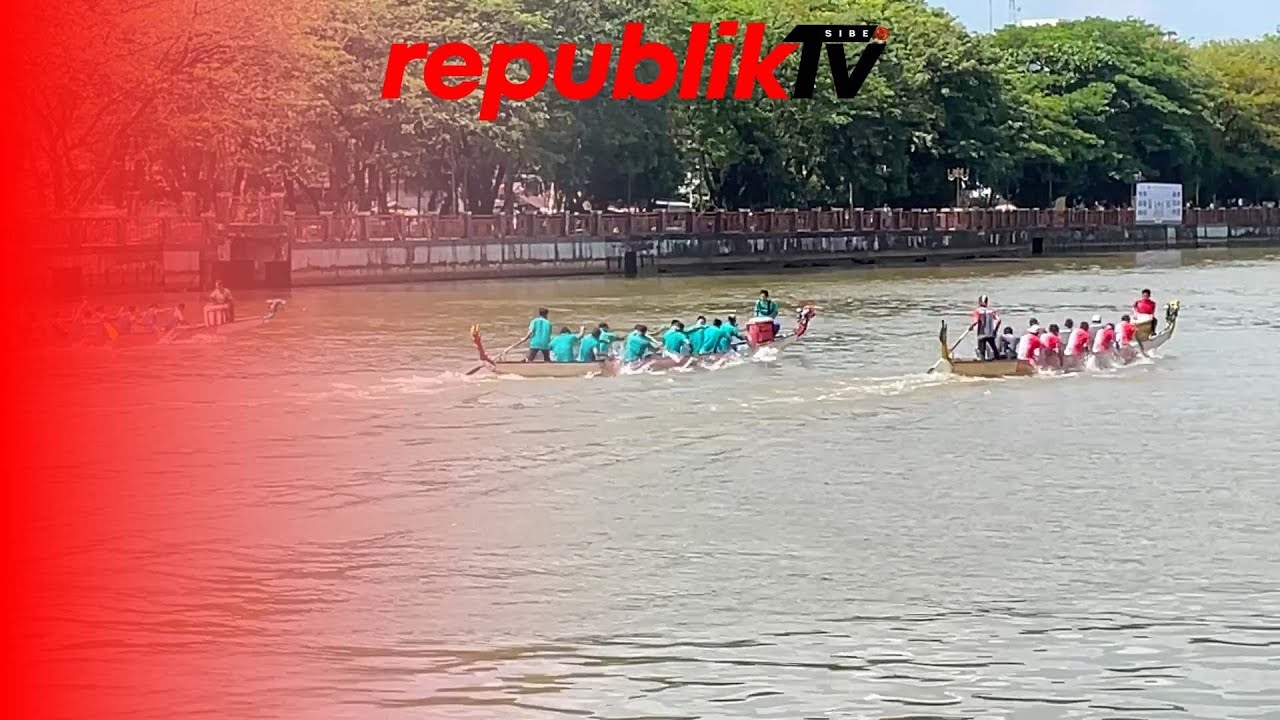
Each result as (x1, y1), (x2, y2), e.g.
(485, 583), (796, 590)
(32, 249), (1280, 719)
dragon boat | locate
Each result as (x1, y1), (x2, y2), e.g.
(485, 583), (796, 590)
(938, 300), (1180, 377)
(470, 306), (817, 378)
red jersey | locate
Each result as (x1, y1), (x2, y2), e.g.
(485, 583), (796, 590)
(1093, 327), (1116, 352)
(1068, 328), (1090, 355)
(1134, 298), (1156, 315)
(1018, 333), (1043, 361)
(1042, 333), (1062, 354)
(1119, 322), (1137, 344)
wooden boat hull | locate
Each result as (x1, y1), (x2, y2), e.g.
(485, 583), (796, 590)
(938, 300), (1180, 378)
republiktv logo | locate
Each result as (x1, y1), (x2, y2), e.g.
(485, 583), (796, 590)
(382, 22), (890, 120)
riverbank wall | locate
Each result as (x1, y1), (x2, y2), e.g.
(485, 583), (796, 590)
(31, 204), (1280, 294)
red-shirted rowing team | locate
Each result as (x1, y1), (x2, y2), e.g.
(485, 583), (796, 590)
(969, 289), (1160, 368)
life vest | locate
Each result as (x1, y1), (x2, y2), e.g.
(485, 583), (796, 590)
(973, 308), (998, 337)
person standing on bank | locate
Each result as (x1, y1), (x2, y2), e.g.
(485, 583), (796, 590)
(969, 295), (1001, 361)
(520, 308), (554, 362)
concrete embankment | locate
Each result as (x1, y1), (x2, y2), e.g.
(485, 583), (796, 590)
(31, 207), (1280, 294)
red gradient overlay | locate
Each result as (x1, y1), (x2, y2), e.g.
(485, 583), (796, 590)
(2, 4), (318, 718)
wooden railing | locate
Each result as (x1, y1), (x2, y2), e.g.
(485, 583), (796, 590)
(33, 205), (1280, 248)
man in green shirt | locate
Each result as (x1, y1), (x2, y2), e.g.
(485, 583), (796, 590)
(623, 325), (660, 362)
(662, 321), (692, 356)
(548, 326), (583, 362)
(577, 329), (604, 362)
(754, 290), (780, 337)
(520, 308), (554, 361)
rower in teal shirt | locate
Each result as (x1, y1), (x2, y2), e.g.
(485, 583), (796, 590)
(548, 326), (582, 362)
(662, 321), (691, 356)
(685, 316), (708, 355)
(521, 307), (554, 361)
(699, 318), (725, 354)
(623, 325), (658, 362)
(577, 329), (603, 362)
(595, 323), (615, 357)
(716, 317), (745, 353)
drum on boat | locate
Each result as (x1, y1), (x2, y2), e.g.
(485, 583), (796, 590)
(746, 317), (775, 345)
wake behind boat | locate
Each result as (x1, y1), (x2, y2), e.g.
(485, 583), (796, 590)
(938, 300), (1180, 378)
(470, 305), (817, 379)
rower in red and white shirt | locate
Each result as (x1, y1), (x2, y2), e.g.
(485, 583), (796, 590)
(1092, 322), (1117, 354)
(1017, 324), (1045, 363)
(1065, 321), (1091, 357)
(1117, 314), (1138, 345)
(1040, 323), (1064, 367)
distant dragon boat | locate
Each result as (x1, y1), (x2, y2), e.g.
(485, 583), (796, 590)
(108, 299), (287, 347)
(938, 300), (1180, 378)
(470, 306), (817, 378)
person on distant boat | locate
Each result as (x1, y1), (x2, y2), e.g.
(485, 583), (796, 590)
(998, 326), (1018, 359)
(1066, 321), (1090, 358)
(209, 281), (235, 322)
(1118, 314), (1138, 346)
(1042, 323), (1063, 367)
(520, 308), (554, 362)
(141, 303), (158, 332)
(1017, 324), (1044, 364)
(1088, 314), (1103, 346)
(969, 295), (1002, 361)
(577, 328), (604, 362)
(166, 303), (188, 331)
(116, 306), (135, 335)
(662, 320), (692, 356)
(623, 324), (660, 362)
(1134, 288), (1157, 332)
(754, 290), (780, 337)
(1092, 322), (1117, 354)
(549, 326), (583, 362)
(1063, 318), (1075, 339)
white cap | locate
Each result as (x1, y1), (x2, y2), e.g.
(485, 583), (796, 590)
(1091, 314), (1102, 323)
(1028, 324), (1042, 334)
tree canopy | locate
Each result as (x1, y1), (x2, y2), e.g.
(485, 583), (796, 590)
(16, 0), (1280, 214)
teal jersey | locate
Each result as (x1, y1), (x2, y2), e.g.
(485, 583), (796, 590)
(754, 299), (779, 318)
(686, 325), (708, 354)
(662, 330), (690, 355)
(528, 317), (553, 350)
(699, 326), (724, 354)
(548, 332), (578, 362)
(716, 325), (741, 353)
(577, 334), (601, 362)
(623, 332), (653, 362)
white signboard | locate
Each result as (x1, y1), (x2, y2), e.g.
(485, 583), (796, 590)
(1134, 182), (1183, 225)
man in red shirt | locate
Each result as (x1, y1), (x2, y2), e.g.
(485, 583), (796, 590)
(1134, 288), (1157, 333)
(1042, 323), (1063, 367)
(1017, 325), (1044, 364)
(1118, 314), (1138, 345)
(1092, 322), (1118, 355)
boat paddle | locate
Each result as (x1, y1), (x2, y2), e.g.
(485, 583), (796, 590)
(926, 324), (974, 374)
(465, 338), (524, 376)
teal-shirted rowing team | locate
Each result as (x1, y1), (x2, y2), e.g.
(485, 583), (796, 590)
(516, 290), (784, 364)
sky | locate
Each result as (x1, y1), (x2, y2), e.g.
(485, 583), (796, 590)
(932, 0), (1278, 41)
